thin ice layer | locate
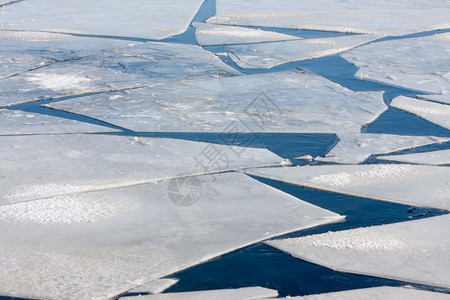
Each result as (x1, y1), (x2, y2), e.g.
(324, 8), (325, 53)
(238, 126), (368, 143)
(226, 35), (378, 69)
(193, 22), (299, 46)
(266, 215), (450, 289)
(246, 164), (450, 211)
(276, 286), (450, 300)
(121, 287), (278, 299)
(127, 278), (179, 294)
(0, 0), (204, 39)
(0, 173), (343, 300)
(0, 108), (117, 135)
(390, 96), (450, 130)
(0, 42), (238, 107)
(418, 94), (450, 105)
(315, 133), (449, 164)
(46, 71), (386, 133)
(208, 0), (450, 36)
(0, 134), (282, 204)
(379, 149), (450, 166)
(342, 33), (450, 94)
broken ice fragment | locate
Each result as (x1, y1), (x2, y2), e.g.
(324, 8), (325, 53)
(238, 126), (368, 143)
(127, 278), (179, 295)
(379, 149), (450, 166)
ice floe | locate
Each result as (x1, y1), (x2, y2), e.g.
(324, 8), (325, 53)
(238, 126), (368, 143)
(266, 215), (450, 289)
(46, 71), (386, 133)
(127, 278), (179, 295)
(390, 96), (450, 130)
(193, 22), (299, 46)
(379, 149), (450, 166)
(418, 94), (450, 105)
(208, 0), (450, 36)
(342, 33), (450, 94)
(226, 35), (378, 69)
(0, 0), (204, 39)
(0, 134), (282, 204)
(0, 172), (342, 299)
(315, 133), (449, 164)
(246, 164), (450, 211)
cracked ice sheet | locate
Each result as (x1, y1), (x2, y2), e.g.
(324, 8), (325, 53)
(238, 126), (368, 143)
(272, 286), (450, 300)
(0, 108), (118, 135)
(46, 71), (386, 133)
(390, 96), (450, 130)
(315, 133), (449, 164)
(208, 0), (450, 36)
(193, 22), (300, 46)
(121, 287), (278, 300)
(0, 42), (239, 107)
(0, 0), (204, 40)
(0, 172), (343, 300)
(127, 278), (179, 294)
(266, 215), (450, 289)
(379, 149), (450, 166)
(342, 33), (450, 95)
(0, 134), (283, 205)
(246, 164), (450, 211)
(226, 35), (378, 69)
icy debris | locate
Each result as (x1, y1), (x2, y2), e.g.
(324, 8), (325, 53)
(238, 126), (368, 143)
(127, 278), (179, 295)
(46, 71), (386, 133)
(274, 286), (450, 299)
(266, 215), (450, 289)
(208, 0), (450, 36)
(0, 0), (204, 39)
(315, 133), (449, 164)
(342, 33), (450, 94)
(0, 173), (342, 300)
(0, 134), (282, 204)
(226, 35), (378, 69)
(246, 164), (450, 211)
(418, 94), (450, 105)
(121, 286), (278, 299)
(193, 22), (299, 46)
(379, 149), (450, 166)
(390, 96), (450, 130)
(295, 155), (313, 161)
(0, 108), (117, 135)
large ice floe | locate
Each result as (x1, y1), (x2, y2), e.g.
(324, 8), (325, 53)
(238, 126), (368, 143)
(379, 149), (450, 166)
(226, 35), (378, 69)
(315, 133), (449, 164)
(0, 172), (343, 299)
(266, 215), (450, 289)
(0, 41), (239, 107)
(208, 0), (450, 36)
(390, 96), (450, 130)
(342, 33), (450, 95)
(246, 164), (450, 211)
(0, 134), (284, 205)
(0, 0), (204, 39)
(46, 71), (386, 133)
(193, 22), (299, 46)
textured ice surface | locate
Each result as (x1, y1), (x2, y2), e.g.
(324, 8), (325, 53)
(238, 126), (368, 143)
(226, 35), (378, 69)
(0, 173), (342, 300)
(193, 22), (299, 46)
(418, 94), (450, 105)
(275, 286), (450, 300)
(379, 149), (450, 166)
(127, 278), (179, 294)
(0, 0), (204, 39)
(246, 164), (450, 211)
(0, 42), (238, 107)
(121, 286), (278, 299)
(342, 33), (450, 94)
(46, 71), (386, 133)
(0, 108), (117, 135)
(390, 96), (450, 130)
(266, 215), (450, 289)
(0, 134), (282, 204)
(208, 0), (450, 36)
(315, 133), (449, 164)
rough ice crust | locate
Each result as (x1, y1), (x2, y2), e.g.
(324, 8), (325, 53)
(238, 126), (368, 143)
(378, 149), (450, 166)
(46, 71), (386, 133)
(266, 215), (450, 289)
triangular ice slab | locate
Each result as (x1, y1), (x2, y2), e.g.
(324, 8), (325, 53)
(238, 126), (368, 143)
(379, 149), (450, 166)
(246, 164), (450, 211)
(266, 215), (450, 289)
(0, 172), (343, 299)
